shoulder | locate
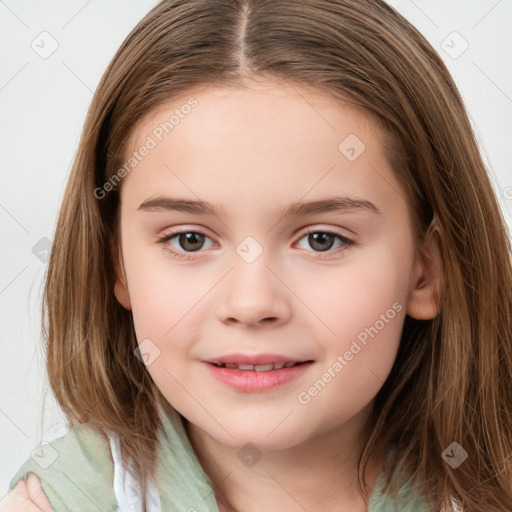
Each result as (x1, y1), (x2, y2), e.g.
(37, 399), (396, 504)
(8, 423), (118, 512)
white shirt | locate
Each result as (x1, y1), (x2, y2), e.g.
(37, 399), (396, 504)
(107, 430), (163, 512)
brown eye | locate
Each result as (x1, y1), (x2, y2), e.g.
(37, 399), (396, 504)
(295, 229), (354, 257)
(158, 230), (216, 260)
(175, 232), (206, 252)
(307, 232), (336, 252)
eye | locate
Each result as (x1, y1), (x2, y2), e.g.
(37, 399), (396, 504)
(158, 228), (355, 261)
(295, 229), (354, 257)
(158, 230), (216, 260)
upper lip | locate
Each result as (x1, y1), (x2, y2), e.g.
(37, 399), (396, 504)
(203, 353), (312, 365)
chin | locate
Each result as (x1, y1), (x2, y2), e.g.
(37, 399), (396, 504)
(207, 423), (306, 452)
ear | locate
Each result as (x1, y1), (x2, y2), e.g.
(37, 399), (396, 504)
(112, 240), (132, 311)
(406, 217), (443, 320)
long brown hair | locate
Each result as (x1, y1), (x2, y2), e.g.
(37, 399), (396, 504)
(43, 1), (512, 510)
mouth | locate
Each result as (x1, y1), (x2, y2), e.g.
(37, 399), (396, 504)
(207, 361), (312, 371)
(203, 356), (315, 392)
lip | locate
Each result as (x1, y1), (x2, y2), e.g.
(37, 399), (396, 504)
(203, 360), (314, 393)
(204, 353), (309, 365)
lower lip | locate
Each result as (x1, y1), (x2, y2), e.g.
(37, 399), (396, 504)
(203, 362), (313, 392)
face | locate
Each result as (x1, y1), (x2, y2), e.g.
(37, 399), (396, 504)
(113, 79), (436, 452)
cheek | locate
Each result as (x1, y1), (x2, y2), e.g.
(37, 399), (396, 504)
(301, 249), (408, 341)
(125, 259), (204, 402)
(121, 237), (188, 341)
(292, 249), (408, 402)
(128, 267), (199, 347)
(123, 249), (225, 373)
(295, 244), (410, 416)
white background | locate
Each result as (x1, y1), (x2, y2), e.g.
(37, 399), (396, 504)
(1, 0), (511, 494)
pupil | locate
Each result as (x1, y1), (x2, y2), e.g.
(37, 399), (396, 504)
(180, 232), (204, 252)
(309, 233), (334, 252)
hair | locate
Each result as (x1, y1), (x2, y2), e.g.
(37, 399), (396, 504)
(42, 0), (512, 510)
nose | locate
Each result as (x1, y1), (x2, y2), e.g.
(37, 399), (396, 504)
(216, 251), (292, 328)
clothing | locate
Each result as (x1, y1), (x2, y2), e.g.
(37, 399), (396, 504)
(9, 404), (433, 511)
(107, 430), (162, 512)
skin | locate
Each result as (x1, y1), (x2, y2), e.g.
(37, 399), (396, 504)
(0, 475), (54, 511)
(113, 78), (442, 512)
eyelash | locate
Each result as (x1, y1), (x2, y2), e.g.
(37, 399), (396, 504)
(157, 228), (355, 261)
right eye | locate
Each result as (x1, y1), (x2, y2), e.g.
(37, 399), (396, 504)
(158, 230), (217, 259)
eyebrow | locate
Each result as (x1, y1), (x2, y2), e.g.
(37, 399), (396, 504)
(137, 195), (381, 218)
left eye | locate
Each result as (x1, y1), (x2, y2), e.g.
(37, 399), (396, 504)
(295, 230), (353, 254)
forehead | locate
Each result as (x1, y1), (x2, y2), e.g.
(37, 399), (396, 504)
(121, 80), (405, 216)
(127, 79), (386, 156)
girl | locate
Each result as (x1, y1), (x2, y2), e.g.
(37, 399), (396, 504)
(4, 0), (512, 511)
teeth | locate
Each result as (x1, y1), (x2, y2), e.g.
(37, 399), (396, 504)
(237, 364), (255, 370)
(213, 362), (300, 371)
(254, 363), (274, 372)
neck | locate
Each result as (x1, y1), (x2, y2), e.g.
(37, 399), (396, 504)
(183, 412), (384, 512)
